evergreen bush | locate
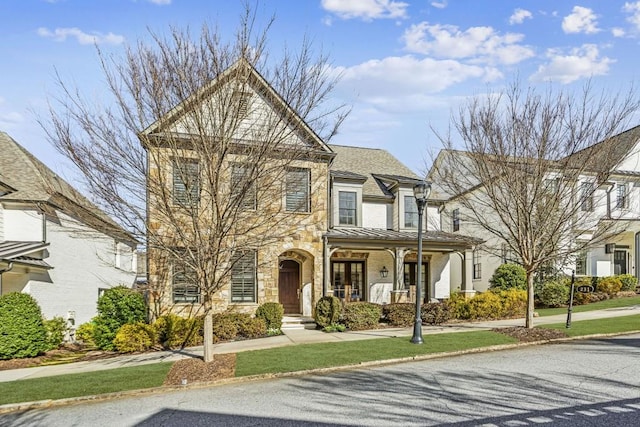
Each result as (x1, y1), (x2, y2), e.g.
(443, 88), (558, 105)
(617, 274), (637, 292)
(154, 314), (203, 349)
(93, 286), (147, 350)
(489, 264), (527, 291)
(421, 302), (451, 325)
(446, 292), (471, 320)
(596, 276), (622, 296)
(341, 302), (382, 330)
(0, 292), (48, 359)
(113, 322), (156, 353)
(467, 291), (504, 319)
(382, 303), (415, 327)
(44, 316), (68, 351)
(314, 296), (342, 328)
(75, 321), (96, 346)
(255, 302), (284, 330)
(538, 281), (570, 307)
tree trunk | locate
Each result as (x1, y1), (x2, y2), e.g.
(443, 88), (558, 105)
(525, 272), (535, 329)
(203, 312), (214, 362)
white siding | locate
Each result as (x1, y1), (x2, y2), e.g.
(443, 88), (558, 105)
(331, 182), (363, 227)
(0, 204), (3, 241)
(3, 208), (42, 241)
(362, 202), (387, 229)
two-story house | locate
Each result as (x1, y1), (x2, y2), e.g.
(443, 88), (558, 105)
(143, 59), (480, 319)
(430, 125), (640, 291)
(0, 131), (137, 326)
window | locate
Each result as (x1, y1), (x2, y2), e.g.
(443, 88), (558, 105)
(580, 182), (594, 212)
(501, 244), (520, 265)
(404, 195), (419, 228)
(231, 163), (256, 210)
(575, 250), (587, 276)
(331, 261), (364, 301)
(452, 209), (460, 232)
(172, 257), (200, 303)
(286, 168), (310, 212)
(472, 249), (481, 279)
(173, 159), (199, 207)
(338, 191), (357, 225)
(403, 262), (428, 300)
(231, 251), (256, 302)
(616, 183), (627, 209)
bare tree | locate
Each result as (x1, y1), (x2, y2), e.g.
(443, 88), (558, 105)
(430, 81), (640, 328)
(41, 6), (348, 361)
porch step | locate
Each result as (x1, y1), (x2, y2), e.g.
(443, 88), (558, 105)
(281, 315), (316, 330)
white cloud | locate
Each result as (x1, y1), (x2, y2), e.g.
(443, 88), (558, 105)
(623, 2), (640, 30)
(509, 8), (532, 25)
(612, 27), (626, 37)
(431, 1), (447, 9)
(0, 97), (24, 127)
(562, 6), (600, 34)
(147, 0), (171, 4)
(321, 0), (408, 21)
(37, 27), (125, 45)
(530, 44), (613, 84)
(402, 22), (534, 65)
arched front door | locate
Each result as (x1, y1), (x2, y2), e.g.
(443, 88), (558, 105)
(279, 260), (300, 314)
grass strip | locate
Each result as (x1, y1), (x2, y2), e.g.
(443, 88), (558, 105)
(235, 330), (517, 377)
(0, 362), (172, 406)
(536, 296), (640, 317)
(541, 314), (640, 337)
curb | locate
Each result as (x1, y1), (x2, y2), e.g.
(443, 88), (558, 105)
(1, 329), (639, 415)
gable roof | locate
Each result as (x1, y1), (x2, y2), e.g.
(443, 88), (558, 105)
(563, 124), (640, 173)
(328, 144), (420, 199)
(140, 58), (333, 156)
(0, 132), (136, 244)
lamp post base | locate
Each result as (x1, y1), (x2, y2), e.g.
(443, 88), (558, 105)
(410, 321), (423, 344)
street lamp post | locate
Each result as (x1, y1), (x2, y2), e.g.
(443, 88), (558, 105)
(411, 181), (431, 344)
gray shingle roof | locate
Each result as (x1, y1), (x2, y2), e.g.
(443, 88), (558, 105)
(0, 132), (135, 244)
(329, 145), (420, 199)
(565, 125), (640, 172)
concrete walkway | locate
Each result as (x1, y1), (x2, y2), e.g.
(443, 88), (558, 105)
(1, 305), (638, 383)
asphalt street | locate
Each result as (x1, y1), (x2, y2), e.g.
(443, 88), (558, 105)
(2, 333), (639, 426)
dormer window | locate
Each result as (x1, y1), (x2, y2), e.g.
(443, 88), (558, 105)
(339, 191), (357, 225)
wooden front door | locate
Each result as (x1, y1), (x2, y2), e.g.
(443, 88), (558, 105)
(279, 260), (300, 314)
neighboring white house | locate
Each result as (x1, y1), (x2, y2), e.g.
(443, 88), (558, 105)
(0, 131), (137, 327)
(429, 125), (640, 292)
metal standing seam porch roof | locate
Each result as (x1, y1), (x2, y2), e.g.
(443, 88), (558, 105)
(0, 241), (52, 269)
(325, 227), (482, 251)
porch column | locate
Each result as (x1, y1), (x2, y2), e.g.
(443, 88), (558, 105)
(461, 248), (475, 297)
(323, 238), (331, 297)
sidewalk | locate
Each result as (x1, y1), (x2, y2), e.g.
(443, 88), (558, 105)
(1, 305), (638, 383)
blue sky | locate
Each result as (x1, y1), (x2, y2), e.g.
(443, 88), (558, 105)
(2, 0), (640, 180)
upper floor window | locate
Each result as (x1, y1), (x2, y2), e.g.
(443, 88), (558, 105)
(472, 249), (481, 279)
(580, 181), (594, 212)
(452, 208), (460, 232)
(616, 183), (628, 209)
(338, 191), (357, 225)
(172, 254), (200, 304)
(231, 250), (256, 303)
(575, 250), (587, 276)
(173, 158), (199, 207)
(404, 195), (419, 228)
(501, 243), (520, 265)
(231, 163), (256, 210)
(286, 168), (310, 213)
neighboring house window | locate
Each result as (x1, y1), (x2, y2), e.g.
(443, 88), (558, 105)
(285, 168), (310, 213)
(580, 182), (594, 212)
(543, 178), (559, 194)
(172, 257), (200, 304)
(501, 244), (520, 265)
(339, 191), (357, 225)
(231, 163), (256, 210)
(575, 250), (587, 276)
(404, 195), (419, 228)
(472, 249), (481, 279)
(616, 183), (627, 209)
(452, 209), (460, 232)
(173, 158), (199, 206)
(231, 251), (256, 302)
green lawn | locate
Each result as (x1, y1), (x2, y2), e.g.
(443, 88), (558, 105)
(235, 330), (517, 377)
(0, 362), (172, 406)
(536, 295), (640, 317)
(542, 314), (640, 337)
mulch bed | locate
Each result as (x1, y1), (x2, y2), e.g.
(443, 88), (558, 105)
(493, 326), (569, 342)
(163, 354), (236, 386)
(0, 344), (122, 371)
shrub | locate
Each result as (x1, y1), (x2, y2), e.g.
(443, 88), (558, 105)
(210, 313), (239, 343)
(494, 289), (527, 318)
(446, 292), (471, 320)
(421, 303), (450, 325)
(75, 321), (96, 346)
(233, 314), (267, 339)
(314, 296), (342, 328)
(489, 264), (527, 291)
(154, 314), (203, 349)
(617, 274), (637, 292)
(113, 323), (156, 353)
(44, 316), (68, 351)
(0, 293), (48, 359)
(255, 302), (284, 330)
(382, 303), (415, 327)
(341, 302), (382, 331)
(597, 276), (622, 297)
(538, 281), (570, 307)
(467, 292), (504, 319)
(323, 324), (346, 333)
(93, 286), (147, 351)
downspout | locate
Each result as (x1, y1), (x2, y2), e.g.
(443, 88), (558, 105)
(0, 262), (14, 295)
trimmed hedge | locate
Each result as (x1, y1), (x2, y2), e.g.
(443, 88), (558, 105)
(421, 302), (451, 325)
(382, 303), (415, 327)
(342, 302), (382, 330)
(255, 302), (284, 330)
(314, 296), (342, 328)
(538, 281), (570, 307)
(0, 293), (48, 359)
